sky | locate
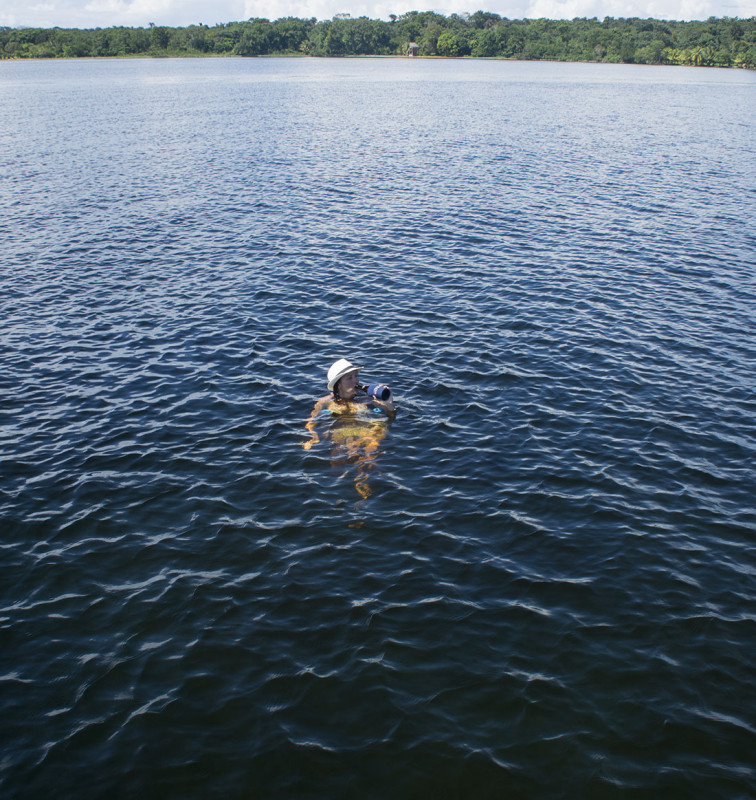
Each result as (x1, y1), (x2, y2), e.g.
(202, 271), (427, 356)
(1, 0), (753, 30)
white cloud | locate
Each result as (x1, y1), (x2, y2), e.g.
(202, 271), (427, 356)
(1, 0), (753, 30)
(77, 0), (247, 26)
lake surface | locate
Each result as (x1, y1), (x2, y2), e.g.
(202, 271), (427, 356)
(1, 56), (755, 798)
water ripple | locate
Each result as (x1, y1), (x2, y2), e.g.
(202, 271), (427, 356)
(1, 57), (755, 799)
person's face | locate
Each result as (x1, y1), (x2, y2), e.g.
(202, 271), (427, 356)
(337, 370), (359, 399)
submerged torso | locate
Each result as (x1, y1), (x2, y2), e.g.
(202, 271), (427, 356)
(325, 398), (385, 420)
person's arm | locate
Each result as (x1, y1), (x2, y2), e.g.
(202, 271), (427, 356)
(370, 396), (396, 420)
(303, 395), (331, 449)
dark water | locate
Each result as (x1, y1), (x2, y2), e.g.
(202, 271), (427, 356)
(1, 56), (755, 798)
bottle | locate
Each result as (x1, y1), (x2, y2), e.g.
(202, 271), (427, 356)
(361, 383), (391, 401)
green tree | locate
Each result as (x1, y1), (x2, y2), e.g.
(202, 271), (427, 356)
(0, 14), (753, 68)
(235, 19), (273, 56)
(437, 31), (460, 56)
(149, 24), (171, 51)
(635, 39), (665, 63)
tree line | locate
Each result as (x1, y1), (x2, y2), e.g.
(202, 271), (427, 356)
(2, 12), (755, 69)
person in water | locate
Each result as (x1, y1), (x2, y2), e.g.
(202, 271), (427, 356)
(304, 358), (395, 444)
(302, 359), (395, 500)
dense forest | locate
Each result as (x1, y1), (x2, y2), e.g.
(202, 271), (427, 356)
(2, 12), (755, 68)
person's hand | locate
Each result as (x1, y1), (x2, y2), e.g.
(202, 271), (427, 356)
(373, 397), (396, 418)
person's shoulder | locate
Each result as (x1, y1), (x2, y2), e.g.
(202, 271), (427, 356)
(313, 395), (334, 413)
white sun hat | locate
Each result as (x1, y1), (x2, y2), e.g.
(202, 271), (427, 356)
(327, 358), (362, 391)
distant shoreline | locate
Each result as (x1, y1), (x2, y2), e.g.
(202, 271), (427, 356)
(2, 53), (753, 70)
(2, 14), (754, 69)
